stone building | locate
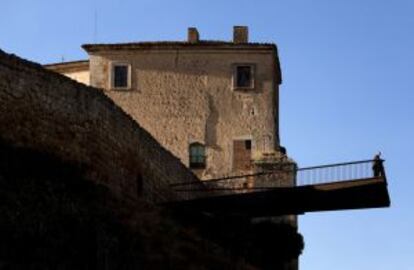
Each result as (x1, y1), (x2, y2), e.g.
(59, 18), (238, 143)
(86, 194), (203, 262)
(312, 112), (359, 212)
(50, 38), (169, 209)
(46, 26), (295, 185)
(46, 26), (298, 269)
(0, 25), (391, 270)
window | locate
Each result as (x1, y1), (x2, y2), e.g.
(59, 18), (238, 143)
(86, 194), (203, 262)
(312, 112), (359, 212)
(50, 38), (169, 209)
(233, 64), (255, 89)
(189, 143), (206, 169)
(110, 63), (131, 90)
(245, 140), (251, 150)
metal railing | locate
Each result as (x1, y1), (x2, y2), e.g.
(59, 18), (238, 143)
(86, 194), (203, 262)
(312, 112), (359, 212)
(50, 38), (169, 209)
(296, 159), (385, 186)
(170, 158), (386, 192)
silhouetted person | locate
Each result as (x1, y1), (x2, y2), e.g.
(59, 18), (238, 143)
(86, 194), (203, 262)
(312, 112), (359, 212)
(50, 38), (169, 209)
(372, 152), (384, 177)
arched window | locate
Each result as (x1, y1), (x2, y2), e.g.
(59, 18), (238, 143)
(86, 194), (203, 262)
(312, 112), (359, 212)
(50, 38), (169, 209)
(189, 143), (206, 169)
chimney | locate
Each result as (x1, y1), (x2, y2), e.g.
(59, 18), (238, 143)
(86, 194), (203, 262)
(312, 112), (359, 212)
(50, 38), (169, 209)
(233, 26), (249, 44)
(188, 27), (200, 43)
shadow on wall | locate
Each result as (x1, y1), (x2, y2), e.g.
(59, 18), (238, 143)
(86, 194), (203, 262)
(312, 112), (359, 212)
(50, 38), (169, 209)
(205, 94), (220, 150)
(174, 210), (304, 270)
(0, 139), (255, 269)
(0, 48), (202, 203)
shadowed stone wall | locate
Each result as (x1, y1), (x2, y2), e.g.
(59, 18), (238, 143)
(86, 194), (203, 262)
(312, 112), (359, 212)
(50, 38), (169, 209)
(0, 49), (201, 203)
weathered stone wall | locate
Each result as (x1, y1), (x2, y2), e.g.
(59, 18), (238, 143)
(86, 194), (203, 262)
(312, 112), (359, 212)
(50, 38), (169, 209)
(64, 70), (90, 85)
(253, 157), (298, 229)
(88, 47), (281, 180)
(45, 60), (90, 85)
(0, 49), (201, 203)
(202, 155), (297, 201)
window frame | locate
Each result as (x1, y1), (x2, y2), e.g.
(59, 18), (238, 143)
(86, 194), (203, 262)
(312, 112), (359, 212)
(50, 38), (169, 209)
(189, 142), (206, 169)
(109, 62), (132, 90)
(232, 63), (256, 90)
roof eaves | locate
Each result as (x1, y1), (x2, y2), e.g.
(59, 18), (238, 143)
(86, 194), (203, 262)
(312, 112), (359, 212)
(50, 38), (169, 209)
(81, 41), (277, 52)
(44, 59), (89, 68)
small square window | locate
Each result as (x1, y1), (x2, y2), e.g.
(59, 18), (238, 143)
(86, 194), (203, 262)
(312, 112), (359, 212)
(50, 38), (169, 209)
(233, 64), (255, 89)
(111, 63), (131, 90)
(245, 140), (252, 150)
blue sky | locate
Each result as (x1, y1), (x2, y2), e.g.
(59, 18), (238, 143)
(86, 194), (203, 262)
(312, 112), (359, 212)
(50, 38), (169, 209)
(1, 0), (413, 269)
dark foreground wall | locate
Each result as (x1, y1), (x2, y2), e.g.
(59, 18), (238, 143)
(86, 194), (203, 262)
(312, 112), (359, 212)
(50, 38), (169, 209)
(0, 49), (200, 203)
(0, 50), (303, 270)
(0, 140), (254, 269)
(0, 49), (258, 269)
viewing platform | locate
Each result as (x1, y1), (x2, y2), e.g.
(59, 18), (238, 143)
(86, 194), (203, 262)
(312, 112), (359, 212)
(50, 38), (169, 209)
(167, 159), (391, 217)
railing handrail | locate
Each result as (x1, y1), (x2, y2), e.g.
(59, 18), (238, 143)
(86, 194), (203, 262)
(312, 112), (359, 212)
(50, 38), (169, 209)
(297, 159), (377, 171)
(170, 158), (384, 187)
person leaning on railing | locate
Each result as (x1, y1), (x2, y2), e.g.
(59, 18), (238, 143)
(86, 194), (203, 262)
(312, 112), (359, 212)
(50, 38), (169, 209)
(372, 152), (384, 177)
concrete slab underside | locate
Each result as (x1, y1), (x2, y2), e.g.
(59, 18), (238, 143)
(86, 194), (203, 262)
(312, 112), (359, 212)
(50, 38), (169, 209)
(167, 177), (390, 217)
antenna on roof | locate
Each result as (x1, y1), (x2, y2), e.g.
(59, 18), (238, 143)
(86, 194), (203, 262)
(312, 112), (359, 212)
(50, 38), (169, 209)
(93, 8), (98, 43)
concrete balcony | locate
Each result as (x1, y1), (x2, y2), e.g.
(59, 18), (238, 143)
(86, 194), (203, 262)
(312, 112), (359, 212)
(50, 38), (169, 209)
(167, 159), (390, 217)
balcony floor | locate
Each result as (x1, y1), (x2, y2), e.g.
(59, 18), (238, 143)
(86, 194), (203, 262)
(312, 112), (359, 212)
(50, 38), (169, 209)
(167, 177), (390, 217)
